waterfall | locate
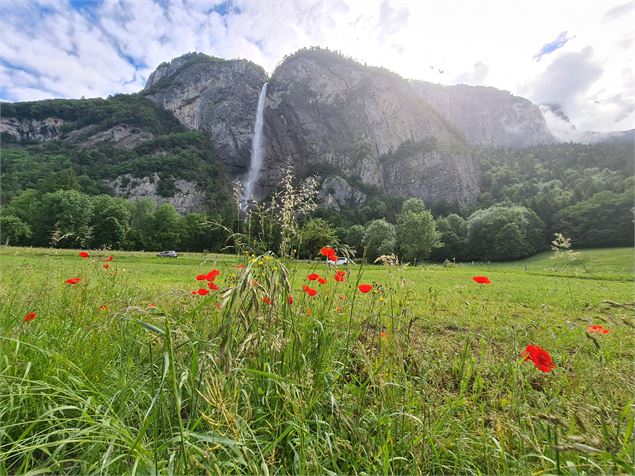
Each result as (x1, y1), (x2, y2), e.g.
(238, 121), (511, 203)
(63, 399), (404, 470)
(242, 82), (268, 209)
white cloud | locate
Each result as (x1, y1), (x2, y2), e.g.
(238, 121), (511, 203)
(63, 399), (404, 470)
(0, 0), (632, 132)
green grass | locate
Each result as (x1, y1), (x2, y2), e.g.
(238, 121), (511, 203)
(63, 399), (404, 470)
(1, 246), (633, 474)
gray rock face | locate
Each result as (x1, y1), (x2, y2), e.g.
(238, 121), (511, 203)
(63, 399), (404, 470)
(110, 173), (205, 213)
(66, 124), (154, 149)
(143, 54), (267, 175)
(0, 117), (64, 141)
(258, 49), (480, 204)
(410, 81), (555, 147)
(319, 176), (367, 210)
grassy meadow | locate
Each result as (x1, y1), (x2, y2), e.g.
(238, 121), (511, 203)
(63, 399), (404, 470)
(0, 246), (633, 474)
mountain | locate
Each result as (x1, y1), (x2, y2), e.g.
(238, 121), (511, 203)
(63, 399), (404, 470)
(410, 81), (555, 147)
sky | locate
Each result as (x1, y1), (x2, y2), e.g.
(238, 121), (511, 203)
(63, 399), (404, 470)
(0, 0), (633, 133)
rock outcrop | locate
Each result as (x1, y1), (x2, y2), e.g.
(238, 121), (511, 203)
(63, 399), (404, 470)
(410, 81), (555, 147)
(143, 53), (267, 175)
(0, 117), (64, 142)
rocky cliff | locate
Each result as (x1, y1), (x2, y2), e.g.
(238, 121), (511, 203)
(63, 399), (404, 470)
(142, 53), (267, 176)
(410, 81), (555, 148)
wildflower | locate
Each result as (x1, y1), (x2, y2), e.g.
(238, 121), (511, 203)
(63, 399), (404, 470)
(196, 274), (208, 281)
(307, 273), (320, 281)
(23, 312), (37, 322)
(318, 277), (327, 285)
(105, 256), (113, 261)
(334, 270), (346, 282)
(320, 246), (336, 257)
(472, 276), (491, 284)
(262, 296), (271, 305)
(380, 331), (388, 339)
(522, 344), (555, 373)
(99, 304), (109, 311)
(147, 303), (157, 308)
(206, 269), (221, 281)
(358, 284), (373, 293)
(65, 277), (81, 285)
(103, 264), (110, 269)
(79, 251), (89, 259)
(237, 264), (245, 269)
(328, 254), (338, 262)
(208, 281), (219, 291)
(303, 285), (317, 296)
(193, 288), (209, 296)
(587, 325), (610, 334)
(287, 295), (294, 305)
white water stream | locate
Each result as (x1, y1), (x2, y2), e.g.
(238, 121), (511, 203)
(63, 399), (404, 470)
(242, 82), (268, 209)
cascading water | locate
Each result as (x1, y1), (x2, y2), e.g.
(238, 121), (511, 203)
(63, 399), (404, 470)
(242, 82), (268, 210)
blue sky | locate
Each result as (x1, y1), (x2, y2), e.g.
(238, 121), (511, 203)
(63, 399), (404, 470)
(0, 0), (633, 133)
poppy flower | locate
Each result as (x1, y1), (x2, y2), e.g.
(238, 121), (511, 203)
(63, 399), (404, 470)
(195, 274), (208, 281)
(65, 277), (81, 285)
(472, 276), (491, 284)
(79, 251), (90, 259)
(99, 304), (109, 311)
(380, 331), (388, 339)
(303, 285), (317, 297)
(206, 269), (221, 281)
(23, 312), (37, 322)
(334, 270), (346, 282)
(327, 254), (338, 262)
(307, 273), (320, 281)
(147, 303), (157, 308)
(105, 256), (113, 262)
(237, 264), (245, 270)
(287, 295), (294, 305)
(103, 264), (110, 269)
(262, 296), (271, 305)
(522, 344), (555, 373)
(358, 284), (372, 293)
(192, 288), (209, 296)
(208, 281), (219, 291)
(587, 325), (610, 334)
(319, 247), (336, 257)
(318, 277), (327, 285)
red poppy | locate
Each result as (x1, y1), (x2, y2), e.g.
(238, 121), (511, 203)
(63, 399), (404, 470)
(208, 281), (219, 291)
(522, 344), (555, 373)
(147, 303), (157, 308)
(195, 274), (208, 281)
(303, 285), (317, 297)
(327, 254), (338, 262)
(287, 295), (294, 305)
(105, 256), (113, 262)
(206, 269), (221, 281)
(99, 304), (109, 311)
(307, 273), (320, 281)
(358, 284), (372, 293)
(380, 331), (388, 339)
(237, 264), (245, 270)
(587, 325), (610, 334)
(472, 276), (491, 284)
(65, 277), (81, 285)
(79, 251), (89, 259)
(318, 277), (327, 285)
(334, 270), (346, 282)
(319, 247), (336, 257)
(23, 312), (37, 322)
(262, 296), (271, 305)
(193, 288), (209, 296)
(103, 264), (110, 269)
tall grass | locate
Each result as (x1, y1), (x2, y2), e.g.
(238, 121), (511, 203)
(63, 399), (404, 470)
(0, 247), (633, 474)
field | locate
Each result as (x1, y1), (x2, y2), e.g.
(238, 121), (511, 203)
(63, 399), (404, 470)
(1, 246), (633, 474)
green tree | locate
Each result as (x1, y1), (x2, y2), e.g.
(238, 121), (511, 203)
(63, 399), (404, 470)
(42, 190), (94, 248)
(344, 224), (365, 257)
(431, 213), (468, 261)
(0, 214), (32, 245)
(396, 198), (439, 263)
(90, 195), (131, 249)
(300, 218), (337, 259)
(363, 219), (396, 262)
(125, 198), (157, 250)
(148, 204), (183, 251)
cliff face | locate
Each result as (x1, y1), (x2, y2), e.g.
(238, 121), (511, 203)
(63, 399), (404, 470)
(258, 50), (480, 205)
(410, 81), (555, 148)
(142, 53), (267, 175)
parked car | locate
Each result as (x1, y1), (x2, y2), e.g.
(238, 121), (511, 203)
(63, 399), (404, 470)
(327, 257), (353, 265)
(157, 250), (178, 258)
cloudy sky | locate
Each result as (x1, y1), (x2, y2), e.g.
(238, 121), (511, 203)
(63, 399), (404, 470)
(0, 0), (633, 132)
